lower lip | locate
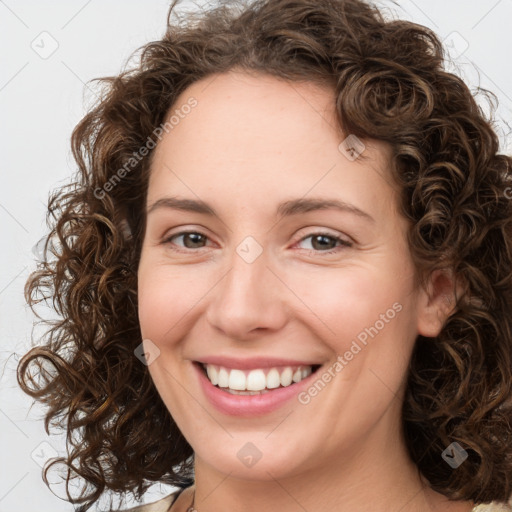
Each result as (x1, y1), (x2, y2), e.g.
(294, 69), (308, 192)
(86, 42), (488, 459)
(193, 362), (320, 416)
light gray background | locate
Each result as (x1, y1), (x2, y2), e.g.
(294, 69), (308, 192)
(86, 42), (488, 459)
(1, 1), (511, 510)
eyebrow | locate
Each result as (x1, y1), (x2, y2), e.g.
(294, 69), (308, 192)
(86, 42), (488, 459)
(276, 197), (374, 222)
(147, 196), (375, 223)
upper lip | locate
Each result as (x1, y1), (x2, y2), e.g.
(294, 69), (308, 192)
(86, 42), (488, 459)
(195, 356), (323, 370)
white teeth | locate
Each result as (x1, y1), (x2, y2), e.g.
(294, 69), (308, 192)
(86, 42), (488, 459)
(225, 388), (270, 395)
(266, 368), (281, 389)
(246, 369), (266, 391)
(228, 369), (246, 390)
(206, 365), (218, 385)
(217, 367), (229, 388)
(202, 363), (316, 391)
(280, 367), (293, 386)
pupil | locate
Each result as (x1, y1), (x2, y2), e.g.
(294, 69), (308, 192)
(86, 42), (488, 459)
(313, 235), (334, 250)
(185, 233), (204, 248)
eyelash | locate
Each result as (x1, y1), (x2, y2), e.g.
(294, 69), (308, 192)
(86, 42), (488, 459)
(162, 230), (353, 255)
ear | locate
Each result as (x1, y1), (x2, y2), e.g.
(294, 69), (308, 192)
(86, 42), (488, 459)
(416, 268), (460, 338)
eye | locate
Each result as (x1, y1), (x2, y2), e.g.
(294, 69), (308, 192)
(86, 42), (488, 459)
(162, 230), (353, 255)
(295, 232), (352, 255)
(162, 231), (211, 252)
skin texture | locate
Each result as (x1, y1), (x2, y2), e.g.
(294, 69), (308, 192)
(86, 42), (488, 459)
(137, 71), (473, 512)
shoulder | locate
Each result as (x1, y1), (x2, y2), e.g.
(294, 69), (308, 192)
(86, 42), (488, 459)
(472, 503), (512, 512)
(117, 489), (182, 512)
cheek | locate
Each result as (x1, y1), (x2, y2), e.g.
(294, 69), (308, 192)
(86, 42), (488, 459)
(137, 263), (212, 342)
(137, 271), (171, 341)
(283, 262), (411, 352)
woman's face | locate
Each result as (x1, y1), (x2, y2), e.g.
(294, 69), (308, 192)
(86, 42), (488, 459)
(137, 71), (440, 481)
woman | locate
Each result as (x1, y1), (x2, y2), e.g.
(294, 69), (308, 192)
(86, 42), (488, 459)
(18, 0), (512, 511)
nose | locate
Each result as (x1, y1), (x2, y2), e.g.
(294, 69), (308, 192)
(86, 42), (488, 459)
(205, 242), (288, 340)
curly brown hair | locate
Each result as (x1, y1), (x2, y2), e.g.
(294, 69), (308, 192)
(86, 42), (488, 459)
(17, 0), (512, 510)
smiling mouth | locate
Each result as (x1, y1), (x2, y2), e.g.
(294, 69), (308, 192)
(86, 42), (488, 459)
(194, 361), (322, 395)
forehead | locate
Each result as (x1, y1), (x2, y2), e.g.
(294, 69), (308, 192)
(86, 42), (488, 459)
(148, 70), (397, 219)
(161, 71), (342, 156)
